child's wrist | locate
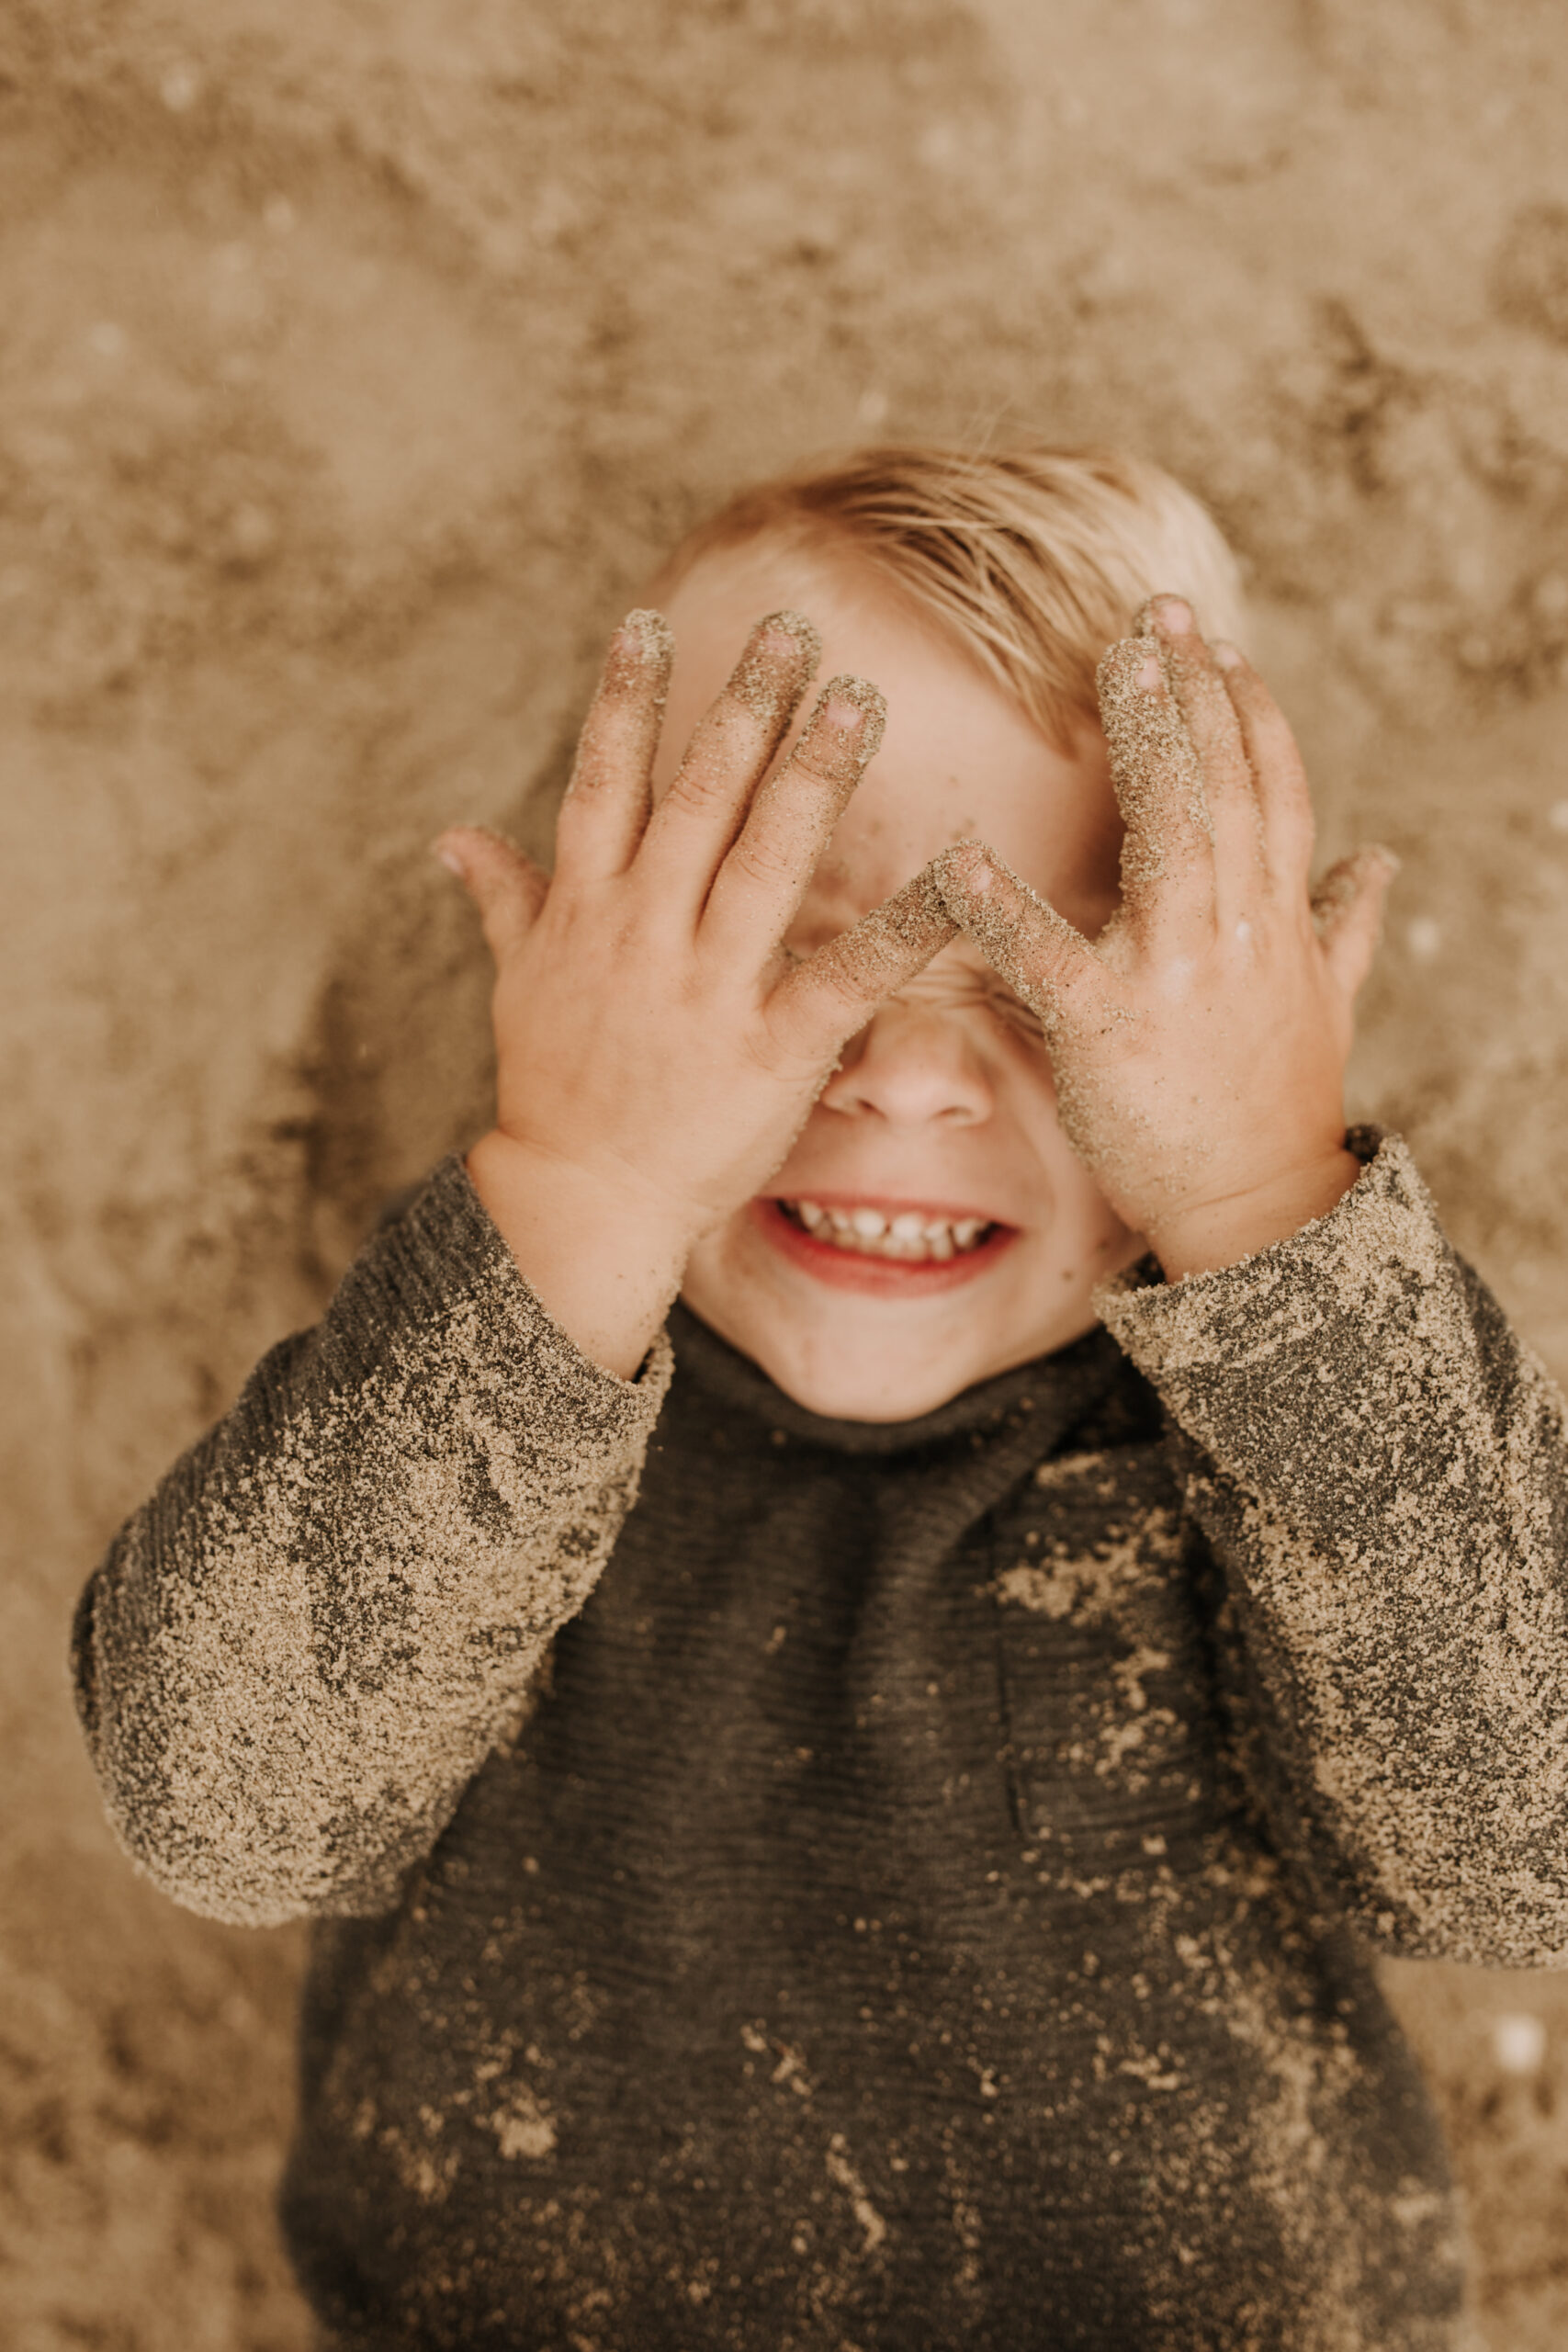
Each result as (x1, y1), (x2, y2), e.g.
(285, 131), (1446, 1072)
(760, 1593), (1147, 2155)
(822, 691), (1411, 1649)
(1140, 1147), (1363, 1283)
(466, 1127), (699, 1381)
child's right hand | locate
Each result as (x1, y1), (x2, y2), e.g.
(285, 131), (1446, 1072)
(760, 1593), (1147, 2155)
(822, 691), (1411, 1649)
(437, 609), (957, 1379)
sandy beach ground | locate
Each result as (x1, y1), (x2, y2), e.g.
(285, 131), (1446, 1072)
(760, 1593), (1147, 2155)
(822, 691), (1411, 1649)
(6, 2), (1568, 2343)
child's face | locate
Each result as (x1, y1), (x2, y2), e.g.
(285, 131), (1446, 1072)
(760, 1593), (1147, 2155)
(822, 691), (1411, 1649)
(658, 537), (1141, 1421)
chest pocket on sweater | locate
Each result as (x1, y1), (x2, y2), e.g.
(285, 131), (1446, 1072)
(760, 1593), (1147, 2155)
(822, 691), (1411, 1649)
(992, 1447), (1221, 1860)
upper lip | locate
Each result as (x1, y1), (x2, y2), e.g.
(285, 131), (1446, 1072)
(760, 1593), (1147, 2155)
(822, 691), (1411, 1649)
(767, 1190), (1015, 1227)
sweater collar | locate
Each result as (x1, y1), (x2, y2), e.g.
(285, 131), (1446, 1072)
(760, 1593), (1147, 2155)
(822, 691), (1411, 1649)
(666, 1299), (1124, 1459)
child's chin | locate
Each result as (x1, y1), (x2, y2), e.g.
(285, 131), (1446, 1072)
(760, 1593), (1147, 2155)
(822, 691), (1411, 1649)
(680, 1267), (1018, 1423)
(679, 1216), (1108, 1421)
(757, 1337), (986, 1424)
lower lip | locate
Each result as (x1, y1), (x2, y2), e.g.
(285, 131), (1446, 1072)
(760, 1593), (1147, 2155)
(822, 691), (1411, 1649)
(749, 1197), (1019, 1296)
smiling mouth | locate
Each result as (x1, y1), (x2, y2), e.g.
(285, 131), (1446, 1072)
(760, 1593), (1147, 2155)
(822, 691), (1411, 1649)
(775, 1198), (1002, 1263)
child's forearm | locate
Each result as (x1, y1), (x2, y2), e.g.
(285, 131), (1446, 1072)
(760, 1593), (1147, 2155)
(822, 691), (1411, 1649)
(72, 1158), (671, 1927)
(1100, 1132), (1568, 1967)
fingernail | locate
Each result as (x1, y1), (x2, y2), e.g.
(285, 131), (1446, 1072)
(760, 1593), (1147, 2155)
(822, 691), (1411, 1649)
(758, 609), (822, 660)
(1095, 635), (1170, 713)
(1213, 640), (1244, 671)
(1368, 842), (1403, 877)
(817, 673), (886, 763)
(615, 607), (674, 663)
(1152, 594), (1193, 635)
(602, 609), (674, 701)
(433, 839), (467, 879)
(730, 609), (824, 718)
(935, 841), (996, 898)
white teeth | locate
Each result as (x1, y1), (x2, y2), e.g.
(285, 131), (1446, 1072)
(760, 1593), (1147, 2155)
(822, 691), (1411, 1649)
(780, 1201), (994, 1261)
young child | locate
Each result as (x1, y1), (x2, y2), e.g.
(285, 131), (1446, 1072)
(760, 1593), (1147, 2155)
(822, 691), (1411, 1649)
(72, 444), (1568, 2352)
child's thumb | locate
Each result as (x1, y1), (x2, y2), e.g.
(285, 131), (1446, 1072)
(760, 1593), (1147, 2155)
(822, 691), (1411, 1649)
(434, 828), (550, 963)
(1311, 844), (1400, 999)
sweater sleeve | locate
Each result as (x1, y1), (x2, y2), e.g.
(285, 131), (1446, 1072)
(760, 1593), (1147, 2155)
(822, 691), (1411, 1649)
(1094, 1130), (1568, 1967)
(71, 1156), (673, 1928)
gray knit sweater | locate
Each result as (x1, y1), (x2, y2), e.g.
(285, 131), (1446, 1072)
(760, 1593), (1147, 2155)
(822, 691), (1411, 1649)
(73, 1134), (1568, 2350)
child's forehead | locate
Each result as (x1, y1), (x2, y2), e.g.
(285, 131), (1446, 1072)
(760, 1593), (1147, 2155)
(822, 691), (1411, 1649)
(657, 534), (1123, 928)
(659, 532), (937, 665)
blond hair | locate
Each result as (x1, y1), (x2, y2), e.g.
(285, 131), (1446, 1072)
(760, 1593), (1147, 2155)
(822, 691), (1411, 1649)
(658, 442), (1246, 751)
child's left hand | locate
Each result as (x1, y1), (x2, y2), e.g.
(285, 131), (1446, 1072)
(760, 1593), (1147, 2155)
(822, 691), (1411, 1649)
(934, 596), (1397, 1280)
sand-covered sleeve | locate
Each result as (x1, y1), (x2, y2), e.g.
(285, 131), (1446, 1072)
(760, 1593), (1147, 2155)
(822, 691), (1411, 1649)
(1096, 1131), (1568, 1967)
(71, 1155), (673, 1929)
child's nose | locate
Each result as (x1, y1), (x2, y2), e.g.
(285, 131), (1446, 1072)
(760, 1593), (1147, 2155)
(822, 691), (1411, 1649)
(818, 999), (995, 1127)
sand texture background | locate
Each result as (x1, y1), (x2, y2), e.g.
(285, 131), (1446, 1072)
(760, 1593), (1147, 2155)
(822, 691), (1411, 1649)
(6, 0), (1568, 2343)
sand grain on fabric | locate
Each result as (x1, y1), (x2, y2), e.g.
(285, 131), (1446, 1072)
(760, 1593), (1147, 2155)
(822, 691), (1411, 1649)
(1099, 1130), (1568, 1971)
(266, 1278), (1486, 2350)
(75, 1158), (673, 1931)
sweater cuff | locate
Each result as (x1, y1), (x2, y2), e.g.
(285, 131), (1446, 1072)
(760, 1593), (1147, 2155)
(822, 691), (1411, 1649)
(371, 1153), (674, 1449)
(1091, 1128), (1445, 1384)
